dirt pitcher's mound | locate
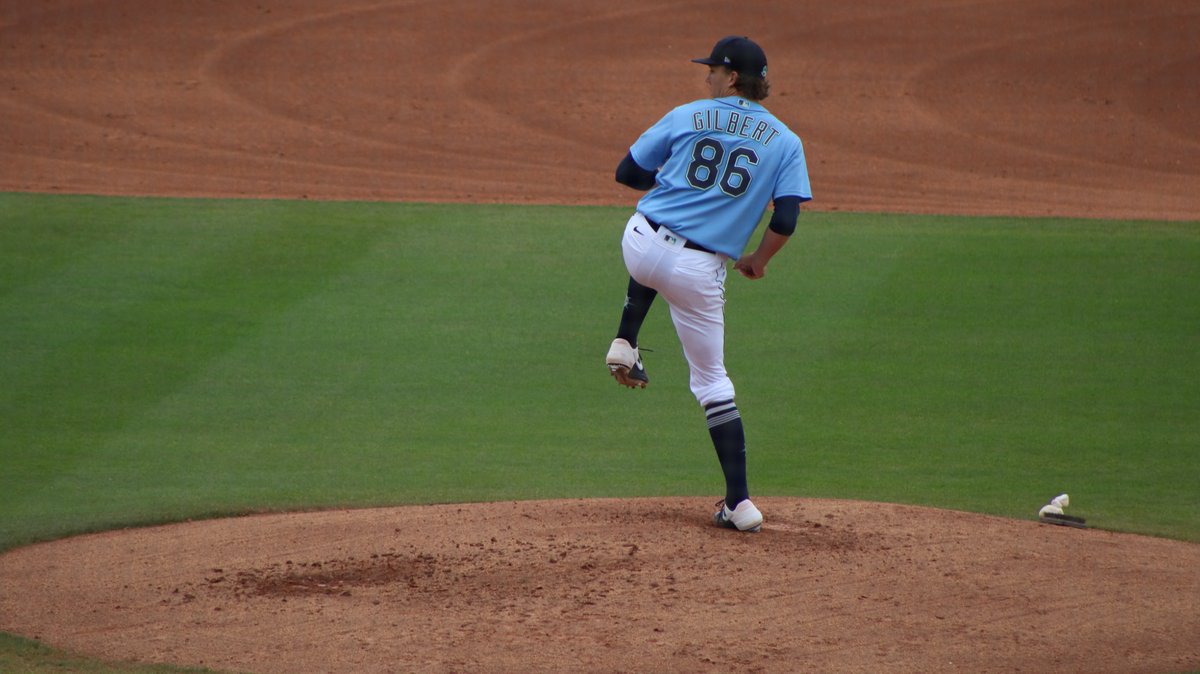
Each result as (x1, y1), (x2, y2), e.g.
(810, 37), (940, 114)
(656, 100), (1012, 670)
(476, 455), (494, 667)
(1, 498), (1197, 673)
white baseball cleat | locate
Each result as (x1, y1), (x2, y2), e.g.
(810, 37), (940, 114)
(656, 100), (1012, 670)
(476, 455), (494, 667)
(713, 498), (763, 533)
(606, 338), (648, 388)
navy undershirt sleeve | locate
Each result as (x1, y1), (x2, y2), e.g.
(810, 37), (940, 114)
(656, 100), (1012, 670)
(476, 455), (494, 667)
(767, 195), (803, 236)
(615, 152), (658, 191)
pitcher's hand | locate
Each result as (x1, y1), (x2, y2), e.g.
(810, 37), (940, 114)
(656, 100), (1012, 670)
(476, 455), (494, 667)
(734, 254), (767, 280)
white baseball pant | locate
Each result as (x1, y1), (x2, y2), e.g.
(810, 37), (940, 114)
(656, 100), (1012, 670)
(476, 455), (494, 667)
(620, 212), (735, 406)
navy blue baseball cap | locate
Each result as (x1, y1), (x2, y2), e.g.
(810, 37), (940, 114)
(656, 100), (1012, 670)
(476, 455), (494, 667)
(691, 36), (768, 78)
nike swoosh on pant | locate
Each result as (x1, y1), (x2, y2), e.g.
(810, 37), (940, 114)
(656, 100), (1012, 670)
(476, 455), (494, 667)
(633, 226), (644, 235)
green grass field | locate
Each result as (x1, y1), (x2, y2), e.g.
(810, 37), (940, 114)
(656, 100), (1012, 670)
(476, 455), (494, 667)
(2, 192), (1198, 672)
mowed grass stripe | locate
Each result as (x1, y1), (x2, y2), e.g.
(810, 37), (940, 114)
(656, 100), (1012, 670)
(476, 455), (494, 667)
(0, 197), (700, 547)
(1, 196), (401, 540)
(738, 216), (1200, 538)
(1, 194), (1197, 552)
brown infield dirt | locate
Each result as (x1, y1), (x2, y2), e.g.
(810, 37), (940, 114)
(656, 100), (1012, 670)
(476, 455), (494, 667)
(1, 2), (1198, 673)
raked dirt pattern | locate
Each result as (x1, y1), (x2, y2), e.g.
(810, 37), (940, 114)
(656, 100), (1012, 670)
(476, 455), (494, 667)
(1, 1), (1198, 219)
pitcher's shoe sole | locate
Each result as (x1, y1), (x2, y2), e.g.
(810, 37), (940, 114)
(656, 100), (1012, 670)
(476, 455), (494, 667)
(606, 338), (648, 389)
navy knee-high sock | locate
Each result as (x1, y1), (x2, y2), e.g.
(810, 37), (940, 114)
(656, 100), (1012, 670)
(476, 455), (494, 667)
(705, 399), (748, 508)
(616, 277), (657, 347)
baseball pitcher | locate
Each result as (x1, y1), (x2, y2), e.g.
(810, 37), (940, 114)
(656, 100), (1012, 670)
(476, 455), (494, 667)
(606, 36), (812, 532)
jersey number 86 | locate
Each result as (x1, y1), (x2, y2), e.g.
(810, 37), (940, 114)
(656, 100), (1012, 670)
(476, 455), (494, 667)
(686, 138), (759, 198)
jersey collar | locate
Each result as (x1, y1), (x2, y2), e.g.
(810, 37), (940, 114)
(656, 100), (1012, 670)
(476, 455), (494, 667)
(714, 96), (765, 111)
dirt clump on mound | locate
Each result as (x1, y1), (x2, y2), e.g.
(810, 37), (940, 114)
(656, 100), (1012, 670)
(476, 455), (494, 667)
(1, 498), (1198, 673)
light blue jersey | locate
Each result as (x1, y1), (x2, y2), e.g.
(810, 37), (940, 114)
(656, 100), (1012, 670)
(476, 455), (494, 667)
(629, 96), (811, 259)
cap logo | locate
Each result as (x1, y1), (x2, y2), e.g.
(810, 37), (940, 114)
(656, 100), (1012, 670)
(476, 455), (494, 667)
(723, 56), (731, 63)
